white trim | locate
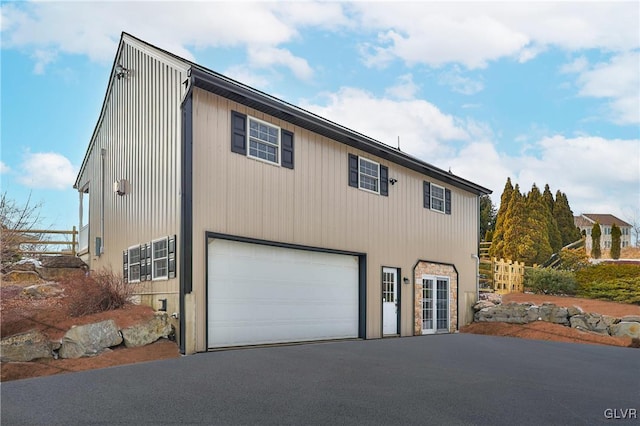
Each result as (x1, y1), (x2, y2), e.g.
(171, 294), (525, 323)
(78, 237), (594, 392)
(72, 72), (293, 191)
(127, 244), (142, 283)
(421, 275), (450, 335)
(358, 156), (380, 194)
(246, 115), (281, 166)
(151, 237), (169, 281)
(430, 183), (446, 213)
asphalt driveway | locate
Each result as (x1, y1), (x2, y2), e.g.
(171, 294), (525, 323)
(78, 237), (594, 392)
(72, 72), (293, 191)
(1, 334), (638, 425)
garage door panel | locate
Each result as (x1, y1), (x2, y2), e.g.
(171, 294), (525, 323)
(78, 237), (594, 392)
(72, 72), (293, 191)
(208, 239), (359, 348)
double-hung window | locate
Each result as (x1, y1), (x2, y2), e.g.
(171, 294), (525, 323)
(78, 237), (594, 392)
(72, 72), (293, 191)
(128, 245), (141, 283)
(348, 153), (389, 196)
(248, 117), (280, 165)
(359, 157), (380, 193)
(430, 184), (446, 213)
(423, 181), (451, 215)
(152, 238), (168, 280)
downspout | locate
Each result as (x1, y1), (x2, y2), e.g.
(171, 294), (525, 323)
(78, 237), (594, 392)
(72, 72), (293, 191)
(100, 148), (106, 256)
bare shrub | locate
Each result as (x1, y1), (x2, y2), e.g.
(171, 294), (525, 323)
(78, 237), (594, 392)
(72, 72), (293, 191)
(63, 268), (133, 317)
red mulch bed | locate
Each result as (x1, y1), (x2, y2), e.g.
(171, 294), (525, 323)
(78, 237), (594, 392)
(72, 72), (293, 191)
(1, 281), (180, 382)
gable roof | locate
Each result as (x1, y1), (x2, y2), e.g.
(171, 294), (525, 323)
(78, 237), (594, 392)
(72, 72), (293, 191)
(76, 32), (491, 196)
(577, 214), (631, 227)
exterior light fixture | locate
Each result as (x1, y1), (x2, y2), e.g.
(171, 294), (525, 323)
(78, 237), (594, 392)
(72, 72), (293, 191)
(389, 178), (398, 185)
(115, 64), (130, 80)
(403, 277), (410, 285)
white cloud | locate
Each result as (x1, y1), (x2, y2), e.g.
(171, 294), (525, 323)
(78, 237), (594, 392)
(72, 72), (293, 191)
(0, 161), (10, 174)
(247, 46), (313, 81)
(353, 3), (639, 69)
(17, 152), (77, 190)
(438, 66), (484, 95)
(300, 87), (469, 160)
(560, 56), (589, 74)
(385, 74), (419, 100)
(0, 1), (337, 78)
(575, 52), (640, 125)
(508, 135), (640, 218)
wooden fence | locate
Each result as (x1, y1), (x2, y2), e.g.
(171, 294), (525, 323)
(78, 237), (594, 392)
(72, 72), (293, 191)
(479, 256), (532, 295)
(8, 227), (78, 257)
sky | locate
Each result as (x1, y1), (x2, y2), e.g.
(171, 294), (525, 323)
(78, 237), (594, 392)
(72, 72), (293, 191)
(1, 1), (639, 236)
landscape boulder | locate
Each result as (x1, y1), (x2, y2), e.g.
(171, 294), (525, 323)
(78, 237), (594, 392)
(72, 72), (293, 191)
(0, 330), (52, 362)
(121, 312), (172, 348)
(566, 305), (584, 317)
(37, 256), (88, 281)
(472, 300), (496, 312)
(609, 322), (640, 339)
(21, 283), (64, 299)
(475, 302), (532, 324)
(40, 255), (88, 269)
(620, 315), (640, 323)
(535, 303), (570, 325)
(570, 313), (618, 334)
(1, 270), (44, 285)
(59, 320), (123, 359)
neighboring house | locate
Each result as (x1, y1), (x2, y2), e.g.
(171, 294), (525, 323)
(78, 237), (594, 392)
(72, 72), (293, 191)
(74, 33), (491, 355)
(574, 214), (632, 253)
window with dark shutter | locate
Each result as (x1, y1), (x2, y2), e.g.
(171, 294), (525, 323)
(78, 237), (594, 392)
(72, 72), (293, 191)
(168, 235), (176, 279)
(231, 111), (247, 155)
(145, 243), (152, 281)
(348, 154), (359, 188)
(445, 189), (452, 215)
(281, 129), (294, 169)
(123, 250), (128, 283)
(380, 165), (389, 196)
(140, 244), (147, 281)
(424, 181), (431, 209)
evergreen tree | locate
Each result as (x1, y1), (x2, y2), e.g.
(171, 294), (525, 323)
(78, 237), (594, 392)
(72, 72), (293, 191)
(591, 222), (602, 259)
(541, 184), (562, 253)
(554, 191), (582, 246)
(489, 178), (513, 259)
(611, 223), (621, 259)
(479, 195), (496, 242)
(542, 184), (555, 213)
(502, 185), (537, 263)
(523, 184), (554, 265)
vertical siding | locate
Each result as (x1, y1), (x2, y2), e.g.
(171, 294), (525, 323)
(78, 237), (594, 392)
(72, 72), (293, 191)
(189, 88), (480, 352)
(75, 39), (188, 314)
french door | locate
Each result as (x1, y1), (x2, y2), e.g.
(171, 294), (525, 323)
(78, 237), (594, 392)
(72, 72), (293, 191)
(422, 276), (449, 334)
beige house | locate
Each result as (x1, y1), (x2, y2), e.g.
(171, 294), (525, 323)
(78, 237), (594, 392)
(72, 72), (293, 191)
(74, 33), (491, 355)
(574, 214), (632, 253)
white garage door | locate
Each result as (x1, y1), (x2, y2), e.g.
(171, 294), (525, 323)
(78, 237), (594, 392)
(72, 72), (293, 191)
(207, 239), (360, 348)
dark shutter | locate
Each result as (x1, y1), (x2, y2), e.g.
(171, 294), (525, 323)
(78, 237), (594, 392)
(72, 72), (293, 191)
(281, 129), (294, 169)
(231, 111), (247, 155)
(348, 154), (359, 188)
(140, 244), (146, 281)
(380, 165), (389, 196)
(146, 243), (152, 281)
(445, 189), (452, 215)
(168, 235), (176, 279)
(123, 250), (128, 283)
(423, 181), (431, 209)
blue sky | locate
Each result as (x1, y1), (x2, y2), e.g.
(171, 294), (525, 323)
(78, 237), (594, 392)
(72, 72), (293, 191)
(1, 1), (639, 235)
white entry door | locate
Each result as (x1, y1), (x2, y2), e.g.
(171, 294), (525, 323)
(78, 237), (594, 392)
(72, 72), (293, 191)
(422, 276), (449, 334)
(382, 267), (398, 335)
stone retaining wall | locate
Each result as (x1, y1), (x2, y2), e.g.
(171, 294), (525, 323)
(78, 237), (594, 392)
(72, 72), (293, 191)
(473, 295), (640, 339)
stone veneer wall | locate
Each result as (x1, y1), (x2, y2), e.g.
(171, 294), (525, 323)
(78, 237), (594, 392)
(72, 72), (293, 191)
(414, 262), (458, 336)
